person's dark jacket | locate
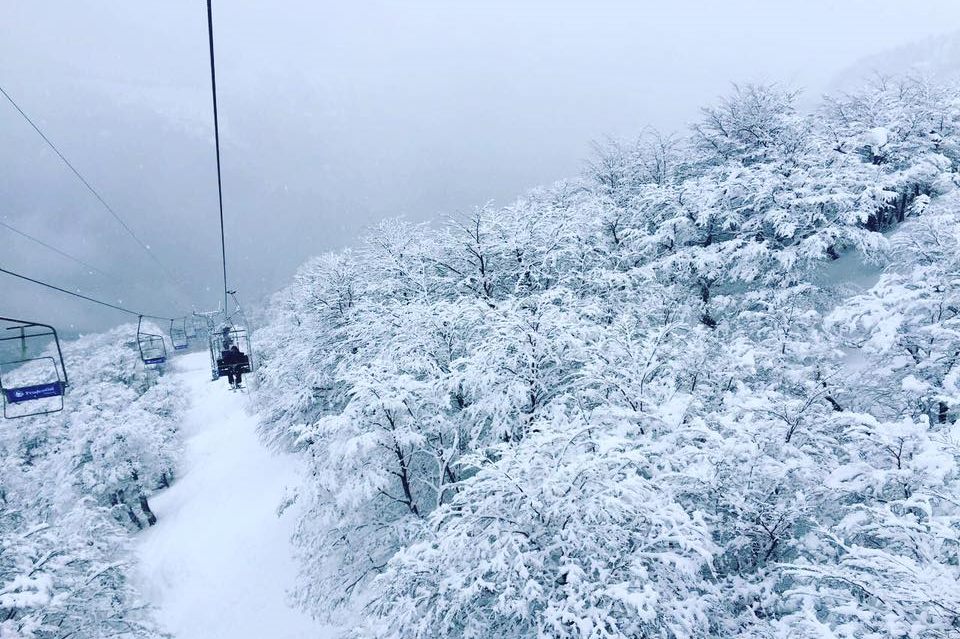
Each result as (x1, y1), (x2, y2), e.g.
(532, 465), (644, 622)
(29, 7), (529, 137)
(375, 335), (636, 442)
(223, 346), (247, 367)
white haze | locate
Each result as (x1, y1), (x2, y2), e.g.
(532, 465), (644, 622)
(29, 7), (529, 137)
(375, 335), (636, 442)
(1, 0), (959, 332)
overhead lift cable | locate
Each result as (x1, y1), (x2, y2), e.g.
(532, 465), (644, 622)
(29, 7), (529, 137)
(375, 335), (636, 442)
(206, 0), (230, 317)
(0, 83), (192, 308)
(0, 266), (174, 322)
(0, 217), (181, 305)
(204, 6), (256, 391)
(0, 218), (115, 280)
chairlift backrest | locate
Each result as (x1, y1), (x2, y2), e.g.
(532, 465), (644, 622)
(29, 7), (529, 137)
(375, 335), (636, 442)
(0, 316), (68, 419)
(191, 312), (217, 339)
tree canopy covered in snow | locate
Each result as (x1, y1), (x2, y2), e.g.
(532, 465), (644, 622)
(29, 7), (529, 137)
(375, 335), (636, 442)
(256, 77), (960, 637)
(0, 323), (185, 639)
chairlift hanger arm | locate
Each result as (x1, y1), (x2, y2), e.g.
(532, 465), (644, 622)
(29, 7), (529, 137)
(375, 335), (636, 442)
(0, 316), (55, 331)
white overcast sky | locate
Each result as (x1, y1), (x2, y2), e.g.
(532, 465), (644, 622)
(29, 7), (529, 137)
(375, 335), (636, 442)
(2, 0), (960, 331)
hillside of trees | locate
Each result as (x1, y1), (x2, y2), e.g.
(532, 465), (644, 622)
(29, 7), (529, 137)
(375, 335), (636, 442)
(0, 324), (185, 638)
(256, 77), (960, 637)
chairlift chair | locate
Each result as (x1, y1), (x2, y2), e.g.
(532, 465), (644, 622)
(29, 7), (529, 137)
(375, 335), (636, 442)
(191, 312), (216, 341)
(209, 324), (253, 382)
(137, 316), (167, 367)
(183, 315), (198, 340)
(170, 317), (190, 351)
(0, 316), (69, 419)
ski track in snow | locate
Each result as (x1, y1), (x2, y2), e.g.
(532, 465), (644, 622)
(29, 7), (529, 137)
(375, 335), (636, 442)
(137, 352), (333, 639)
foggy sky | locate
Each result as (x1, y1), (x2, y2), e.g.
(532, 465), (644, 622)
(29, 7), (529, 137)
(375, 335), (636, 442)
(2, 1), (960, 333)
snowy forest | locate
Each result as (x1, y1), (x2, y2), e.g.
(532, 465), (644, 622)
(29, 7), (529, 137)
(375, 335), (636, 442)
(1, 324), (186, 636)
(255, 77), (960, 637)
(4, 75), (960, 637)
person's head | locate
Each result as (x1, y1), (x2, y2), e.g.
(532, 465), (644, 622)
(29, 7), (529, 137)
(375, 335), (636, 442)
(231, 345), (239, 352)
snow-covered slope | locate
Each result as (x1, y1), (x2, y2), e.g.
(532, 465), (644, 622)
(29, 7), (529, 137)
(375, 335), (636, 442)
(136, 352), (331, 639)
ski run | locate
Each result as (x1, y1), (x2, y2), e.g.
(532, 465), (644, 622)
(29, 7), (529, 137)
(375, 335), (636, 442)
(136, 352), (331, 639)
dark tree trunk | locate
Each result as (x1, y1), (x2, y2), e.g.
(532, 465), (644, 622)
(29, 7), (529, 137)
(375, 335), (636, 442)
(126, 506), (144, 529)
(140, 495), (158, 526)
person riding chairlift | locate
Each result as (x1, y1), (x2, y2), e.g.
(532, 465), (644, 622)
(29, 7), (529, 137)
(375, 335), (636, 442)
(222, 344), (246, 389)
(220, 326), (234, 351)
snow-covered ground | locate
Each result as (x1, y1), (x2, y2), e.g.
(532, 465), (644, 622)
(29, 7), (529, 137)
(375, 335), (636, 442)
(136, 352), (331, 639)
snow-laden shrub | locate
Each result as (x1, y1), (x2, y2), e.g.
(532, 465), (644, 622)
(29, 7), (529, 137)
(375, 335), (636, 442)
(360, 411), (716, 639)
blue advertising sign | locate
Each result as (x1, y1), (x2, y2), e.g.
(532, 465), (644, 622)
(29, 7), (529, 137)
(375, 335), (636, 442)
(5, 381), (64, 404)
